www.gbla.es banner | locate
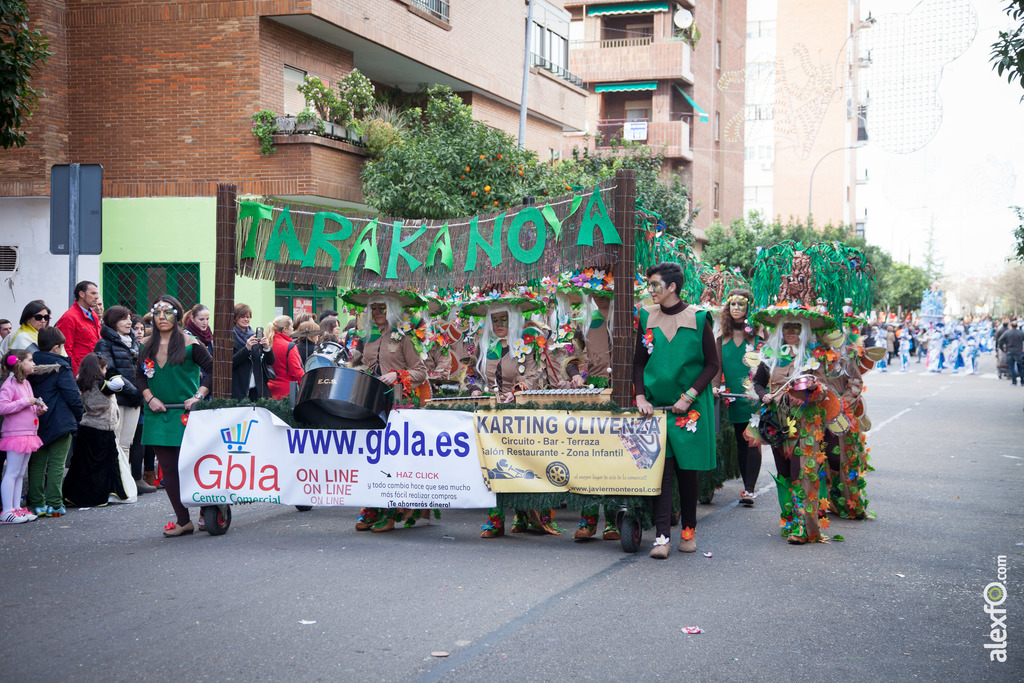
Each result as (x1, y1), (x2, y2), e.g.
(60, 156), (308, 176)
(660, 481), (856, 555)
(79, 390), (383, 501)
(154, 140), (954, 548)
(178, 407), (496, 509)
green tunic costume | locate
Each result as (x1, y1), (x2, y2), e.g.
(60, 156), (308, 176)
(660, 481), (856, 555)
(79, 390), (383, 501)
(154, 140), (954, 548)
(638, 305), (716, 471)
(720, 336), (761, 424)
(141, 345), (201, 447)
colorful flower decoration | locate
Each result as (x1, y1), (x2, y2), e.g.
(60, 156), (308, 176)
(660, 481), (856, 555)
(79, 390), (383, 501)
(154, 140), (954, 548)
(180, 412), (189, 427)
(642, 329), (654, 354)
(142, 359), (155, 379)
(676, 410), (700, 432)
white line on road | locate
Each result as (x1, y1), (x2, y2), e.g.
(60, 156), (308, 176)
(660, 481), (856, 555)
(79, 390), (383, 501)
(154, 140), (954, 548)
(871, 408), (912, 434)
(1001, 455), (1022, 460)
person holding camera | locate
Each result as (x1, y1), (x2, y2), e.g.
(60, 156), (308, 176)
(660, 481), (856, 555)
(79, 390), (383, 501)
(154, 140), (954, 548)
(231, 304), (275, 400)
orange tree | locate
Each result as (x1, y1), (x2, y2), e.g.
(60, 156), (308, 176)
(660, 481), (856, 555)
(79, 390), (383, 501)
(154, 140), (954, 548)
(361, 84), (543, 219)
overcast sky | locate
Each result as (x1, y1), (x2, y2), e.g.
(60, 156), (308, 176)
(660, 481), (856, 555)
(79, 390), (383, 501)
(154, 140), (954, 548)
(857, 0), (1024, 279)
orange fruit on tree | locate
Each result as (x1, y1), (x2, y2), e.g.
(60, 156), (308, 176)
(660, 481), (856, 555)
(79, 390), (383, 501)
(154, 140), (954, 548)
(484, 186), (491, 192)
(471, 191), (477, 197)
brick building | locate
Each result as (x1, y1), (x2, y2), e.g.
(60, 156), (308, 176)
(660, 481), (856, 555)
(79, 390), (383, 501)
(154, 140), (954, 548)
(564, 0), (746, 247)
(0, 0), (586, 321)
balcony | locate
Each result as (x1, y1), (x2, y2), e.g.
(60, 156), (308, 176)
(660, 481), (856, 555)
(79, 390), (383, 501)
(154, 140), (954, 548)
(570, 37), (693, 85)
(588, 118), (693, 161)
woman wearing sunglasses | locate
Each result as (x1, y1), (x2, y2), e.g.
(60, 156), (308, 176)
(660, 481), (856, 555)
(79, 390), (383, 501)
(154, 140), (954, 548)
(343, 288), (429, 532)
(0, 300), (52, 355)
(135, 295), (213, 537)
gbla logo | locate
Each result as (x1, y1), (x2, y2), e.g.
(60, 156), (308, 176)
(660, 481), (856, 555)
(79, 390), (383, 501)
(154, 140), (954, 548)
(221, 419), (259, 453)
(983, 555), (1008, 663)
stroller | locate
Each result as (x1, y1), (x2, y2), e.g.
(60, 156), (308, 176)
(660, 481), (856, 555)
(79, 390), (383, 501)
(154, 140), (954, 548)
(997, 348), (1009, 379)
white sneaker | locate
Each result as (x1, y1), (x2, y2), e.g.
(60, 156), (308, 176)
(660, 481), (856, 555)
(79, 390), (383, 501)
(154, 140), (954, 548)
(16, 508), (38, 521)
(0, 511), (28, 524)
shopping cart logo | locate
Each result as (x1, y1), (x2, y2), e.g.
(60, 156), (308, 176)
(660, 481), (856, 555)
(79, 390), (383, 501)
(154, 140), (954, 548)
(221, 419), (258, 453)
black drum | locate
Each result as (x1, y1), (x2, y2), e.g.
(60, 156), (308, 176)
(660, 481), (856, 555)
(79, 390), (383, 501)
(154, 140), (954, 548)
(304, 340), (349, 372)
(293, 366), (394, 429)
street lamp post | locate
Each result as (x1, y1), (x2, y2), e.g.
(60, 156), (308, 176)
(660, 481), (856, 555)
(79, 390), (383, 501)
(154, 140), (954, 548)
(807, 143), (862, 224)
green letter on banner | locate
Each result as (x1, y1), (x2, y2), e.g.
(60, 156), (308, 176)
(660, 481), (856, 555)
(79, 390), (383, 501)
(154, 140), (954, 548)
(464, 214), (504, 272)
(344, 218), (381, 274)
(303, 212), (354, 269)
(238, 201), (274, 259)
(264, 205), (307, 263)
(385, 220), (427, 279)
(507, 207), (546, 264)
(427, 223), (454, 271)
(576, 189), (621, 246)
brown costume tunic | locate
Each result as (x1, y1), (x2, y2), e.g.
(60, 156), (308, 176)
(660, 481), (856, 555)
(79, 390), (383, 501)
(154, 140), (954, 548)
(350, 332), (427, 394)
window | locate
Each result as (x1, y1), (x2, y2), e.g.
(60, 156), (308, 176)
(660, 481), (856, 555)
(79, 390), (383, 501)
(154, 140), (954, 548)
(284, 66), (307, 116)
(713, 183), (720, 212)
(0, 246), (18, 272)
(411, 0), (449, 23)
(625, 99), (652, 121)
(529, 0), (579, 86)
(102, 263), (200, 316)
(715, 40), (722, 70)
(274, 282), (338, 319)
(714, 112), (721, 142)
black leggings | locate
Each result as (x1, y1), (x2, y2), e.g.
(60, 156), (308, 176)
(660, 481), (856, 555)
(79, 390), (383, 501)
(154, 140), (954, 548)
(772, 445), (799, 481)
(654, 458), (698, 538)
(153, 446), (189, 526)
(732, 423), (762, 492)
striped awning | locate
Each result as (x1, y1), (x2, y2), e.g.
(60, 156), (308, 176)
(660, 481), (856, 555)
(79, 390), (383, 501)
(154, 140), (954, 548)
(676, 85), (709, 122)
(587, 2), (670, 17)
(595, 81), (658, 93)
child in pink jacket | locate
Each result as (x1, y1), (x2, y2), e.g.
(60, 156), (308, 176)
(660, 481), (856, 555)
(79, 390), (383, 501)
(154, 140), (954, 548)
(0, 349), (46, 523)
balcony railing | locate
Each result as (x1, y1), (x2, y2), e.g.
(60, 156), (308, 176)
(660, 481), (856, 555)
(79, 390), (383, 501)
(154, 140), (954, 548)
(598, 36), (653, 49)
(530, 53), (585, 88)
(592, 118), (693, 159)
(569, 38), (692, 84)
(410, 0), (449, 23)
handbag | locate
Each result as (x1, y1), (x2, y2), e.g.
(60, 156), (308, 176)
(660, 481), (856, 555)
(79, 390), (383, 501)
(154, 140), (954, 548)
(261, 354), (276, 381)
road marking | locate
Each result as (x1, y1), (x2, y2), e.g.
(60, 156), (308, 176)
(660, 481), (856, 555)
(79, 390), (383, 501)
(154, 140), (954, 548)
(1002, 455), (1022, 460)
(871, 408), (911, 434)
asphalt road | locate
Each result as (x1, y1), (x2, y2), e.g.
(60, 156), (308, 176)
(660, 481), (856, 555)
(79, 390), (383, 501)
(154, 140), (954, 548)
(1, 354), (1020, 682)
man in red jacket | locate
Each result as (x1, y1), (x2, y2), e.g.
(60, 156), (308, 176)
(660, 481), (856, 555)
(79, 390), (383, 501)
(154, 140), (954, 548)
(55, 280), (102, 376)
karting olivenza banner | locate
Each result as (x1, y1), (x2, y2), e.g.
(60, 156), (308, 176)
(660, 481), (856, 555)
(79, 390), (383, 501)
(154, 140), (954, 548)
(178, 407), (497, 509)
(474, 410), (667, 494)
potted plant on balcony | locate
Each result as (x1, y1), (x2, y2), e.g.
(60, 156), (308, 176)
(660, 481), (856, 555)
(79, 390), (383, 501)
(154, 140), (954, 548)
(295, 107), (325, 135)
(335, 69), (375, 144)
(251, 109), (278, 155)
(297, 75), (341, 136)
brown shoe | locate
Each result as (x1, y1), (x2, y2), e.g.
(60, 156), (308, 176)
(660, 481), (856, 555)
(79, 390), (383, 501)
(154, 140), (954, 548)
(649, 536), (671, 559)
(162, 521), (194, 537)
(144, 470), (162, 489)
(678, 527), (696, 553)
(574, 526), (596, 540)
(480, 526), (504, 538)
(602, 528), (621, 541)
(371, 519), (396, 533)
(355, 520), (373, 531)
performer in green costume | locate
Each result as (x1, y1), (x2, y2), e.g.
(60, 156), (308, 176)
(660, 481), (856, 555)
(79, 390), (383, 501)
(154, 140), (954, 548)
(137, 295), (212, 538)
(715, 289), (763, 506)
(634, 263), (720, 558)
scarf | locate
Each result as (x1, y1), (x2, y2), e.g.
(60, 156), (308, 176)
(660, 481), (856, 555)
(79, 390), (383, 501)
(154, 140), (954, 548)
(233, 325), (254, 350)
(0, 323), (39, 354)
(186, 317), (213, 344)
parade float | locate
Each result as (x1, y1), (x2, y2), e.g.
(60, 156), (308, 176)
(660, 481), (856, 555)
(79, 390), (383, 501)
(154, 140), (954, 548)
(179, 173), (742, 550)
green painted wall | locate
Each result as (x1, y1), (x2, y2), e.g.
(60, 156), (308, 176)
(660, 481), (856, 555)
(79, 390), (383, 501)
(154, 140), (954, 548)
(99, 197), (277, 325)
